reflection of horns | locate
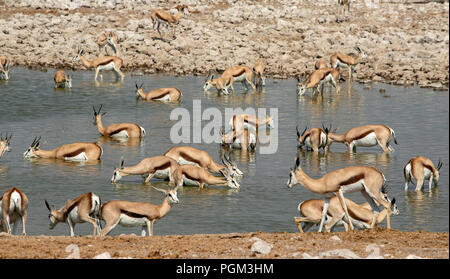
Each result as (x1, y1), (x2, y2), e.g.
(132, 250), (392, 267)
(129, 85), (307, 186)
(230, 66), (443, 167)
(119, 156), (124, 168)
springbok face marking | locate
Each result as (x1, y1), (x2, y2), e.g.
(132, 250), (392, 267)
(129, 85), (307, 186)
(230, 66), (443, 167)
(296, 125), (308, 147)
(1, 64), (9, 80)
(65, 75), (72, 89)
(0, 133), (12, 157)
(203, 74), (214, 92)
(222, 154), (243, 177)
(72, 48), (84, 63)
(44, 200), (58, 229)
(23, 136), (41, 158)
(135, 83), (144, 97)
(111, 158), (125, 183)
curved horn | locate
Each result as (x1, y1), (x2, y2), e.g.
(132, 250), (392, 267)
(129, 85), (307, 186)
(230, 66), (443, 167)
(437, 159), (443, 171)
(44, 200), (52, 211)
(140, 83), (144, 89)
(93, 105), (97, 115)
(296, 125), (300, 138)
(295, 157), (300, 169)
(152, 186), (168, 194)
(301, 126), (307, 137)
(135, 83), (138, 89)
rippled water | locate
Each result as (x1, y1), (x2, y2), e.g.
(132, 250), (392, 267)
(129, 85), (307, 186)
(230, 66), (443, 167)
(0, 67), (448, 235)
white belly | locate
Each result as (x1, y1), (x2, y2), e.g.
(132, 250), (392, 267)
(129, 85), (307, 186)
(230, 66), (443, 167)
(352, 132), (378, 147)
(178, 157), (200, 167)
(153, 167), (171, 179)
(68, 207), (83, 224)
(182, 175), (200, 186)
(336, 60), (349, 68)
(233, 73), (247, 82)
(118, 214), (148, 227)
(321, 74), (333, 84)
(111, 130), (129, 138)
(340, 179), (365, 194)
(98, 62), (115, 71)
(154, 94), (171, 102)
(65, 152), (88, 161)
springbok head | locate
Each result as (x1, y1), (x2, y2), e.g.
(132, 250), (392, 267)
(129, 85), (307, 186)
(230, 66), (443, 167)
(65, 75), (73, 89)
(106, 32), (118, 55)
(203, 72), (215, 92)
(152, 185), (180, 204)
(111, 157), (125, 183)
(23, 136), (41, 158)
(434, 159), (443, 185)
(355, 47), (367, 59)
(296, 125), (308, 148)
(72, 46), (85, 63)
(44, 200), (64, 230)
(380, 184), (399, 216)
(221, 153), (243, 177)
(287, 157), (300, 188)
(0, 133), (12, 158)
(93, 104), (107, 125)
(135, 83), (145, 98)
(296, 75), (307, 95)
(1, 62), (10, 80)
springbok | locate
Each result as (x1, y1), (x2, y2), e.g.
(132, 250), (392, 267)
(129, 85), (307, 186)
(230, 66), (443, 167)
(72, 46), (124, 82)
(253, 60), (266, 87)
(287, 157), (393, 232)
(164, 146), (243, 177)
(221, 128), (257, 151)
(99, 186), (179, 236)
(296, 124), (331, 152)
(229, 114), (274, 133)
(172, 164), (240, 189)
(296, 68), (342, 96)
(135, 83), (182, 102)
(0, 187), (28, 235)
(330, 47), (367, 81)
(44, 192), (101, 236)
(294, 194), (398, 233)
(203, 65), (256, 94)
(0, 133), (12, 158)
(0, 55), (10, 80)
(404, 156), (443, 192)
(327, 124), (398, 153)
(93, 105), (145, 138)
(96, 31), (119, 56)
(315, 57), (329, 70)
(151, 5), (188, 40)
(336, 0), (350, 22)
(23, 137), (103, 161)
(111, 156), (179, 184)
(54, 70), (72, 89)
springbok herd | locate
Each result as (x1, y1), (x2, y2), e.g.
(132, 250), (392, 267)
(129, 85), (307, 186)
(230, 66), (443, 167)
(0, 2), (445, 237)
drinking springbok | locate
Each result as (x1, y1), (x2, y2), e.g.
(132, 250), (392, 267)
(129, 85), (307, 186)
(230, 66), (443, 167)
(404, 156), (443, 192)
(44, 192), (101, 236)
(135, 83), (182, 102)
(327, 124), (398, 153)
(330, 47), (367, 81)
(221, 128), (257, 151)
(150, 5), (188, 40)
(294, 195), (398, 233)
(23, 137), (103, 161)
(72, 46), (124, 82)
(287, 157), (393, 232)
(296, 124), (331, 152)
(93, 105), (145, 138)
(96, 31), (119, 56)
(296, 68), (342, 96)
(0, 187), (28, 235)
(99, 186), (179, 236)
(54, 70), (72, 89)
(172, 164), (240, 189)
(0, 55), (10, 80)
(0, 133), (12, 159)
(253, 60), (266, 87)
(203, 65), (256, 94)
(164, 146), (243, 177)
(111, 156), (179, 184)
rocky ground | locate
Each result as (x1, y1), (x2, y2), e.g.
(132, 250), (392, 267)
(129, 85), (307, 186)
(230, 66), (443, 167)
(0, 228), (448, 259)
(0, 0), (448, 90)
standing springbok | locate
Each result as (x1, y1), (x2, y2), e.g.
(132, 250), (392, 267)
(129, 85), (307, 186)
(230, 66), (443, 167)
(93, 105), (145, 138)
(0, 55), (10, 80)
(0, 187), (28, 235)
(336, 0), (350, 23)
(72, 46), (124, 82)
(296, 124), (331, 152)
(294, 194), (398, 233)
(99, 186), (179, 236)
(221, 128), (257, 151)
(44, 192), (101, 236)
(327, 124), (398, 153)
(23, 137), (103, 161)
(0, 133), (12, 159)
(111, 156), (179, 184)
(54, 70), (72, 89)
(404, 156), (443, 192)
(135, 83), (182, 102)
(253, 60), (266, 88)
(172, 164), (240, 189)
(330, 47), (367, 81)
(164, 146), (243, 177)
(96, 31), (119, 56)
(150, 5), (188, 40)
(203, 65), (256, 94)
(296, 68), (342, 96)
(229, 114), (274, 133)
(287, 157), (393, 232)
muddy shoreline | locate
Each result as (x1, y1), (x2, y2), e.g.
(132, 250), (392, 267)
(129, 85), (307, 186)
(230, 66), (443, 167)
(0, 1), (448, 90)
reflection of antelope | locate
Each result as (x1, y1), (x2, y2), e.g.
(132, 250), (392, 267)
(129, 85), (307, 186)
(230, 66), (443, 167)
(93, 105), (145, 138)
(0, 133), (12, 158)
(96, 31), (119, 55)
(44, 192), (101, 236)
(111, 156), (179, 184)
(253, 60), (266, 87)
(296, 68), (342, 96)
(54, 70), (72, 89)
(150, 5), (188, 40)
(331, 47), (367, 81)
(287, 157), (394, 232)
(0, 187), (28, 235)
(404, 156), (443, 192)
(336, 0), (350, 23)
(164, 146), (243, 177)
(0, 55), (10, 80)
(72, 46), (124, 82)
(135, 83), (182, 102)
(23, 137), (103, 161)
(327, 124), (398, 153)
(99, 186), (179, 236)
(172, 164), (240, 189)
(294, 194), (398, 232)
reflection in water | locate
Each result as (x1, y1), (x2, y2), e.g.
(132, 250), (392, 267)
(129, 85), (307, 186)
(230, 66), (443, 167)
(0, 164), (7, 177)
(26, 157), (101, 170)
(97, 136), (144, 147)
(403, 188), (441, 229)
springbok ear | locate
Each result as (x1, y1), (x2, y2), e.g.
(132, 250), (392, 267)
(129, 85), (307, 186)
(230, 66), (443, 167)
(44, 200), (52, 211)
